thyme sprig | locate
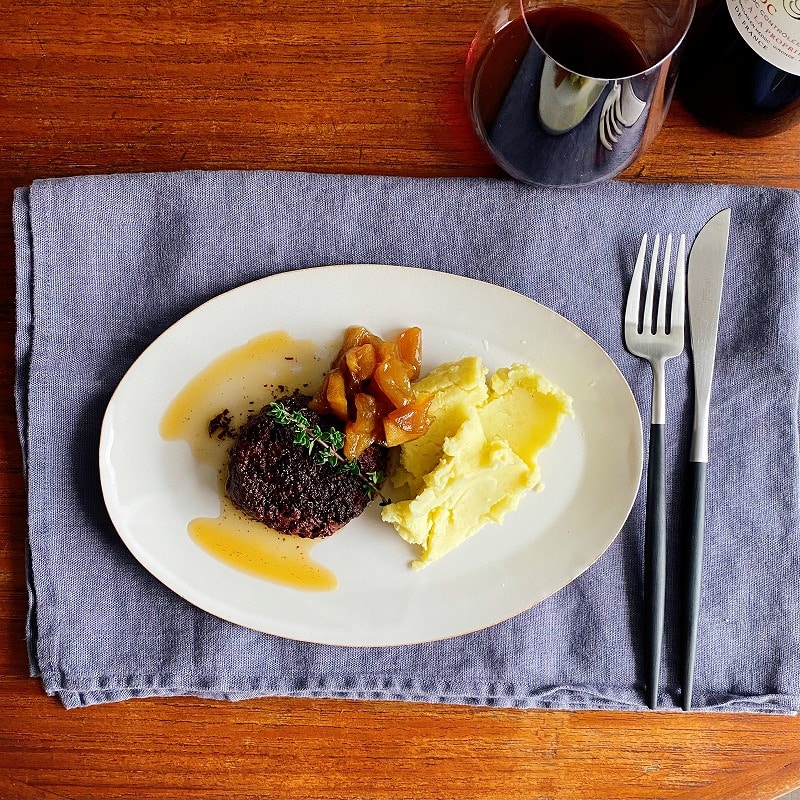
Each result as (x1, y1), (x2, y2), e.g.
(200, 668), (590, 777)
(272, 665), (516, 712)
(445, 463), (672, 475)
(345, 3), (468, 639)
(268, 401), (389, 503)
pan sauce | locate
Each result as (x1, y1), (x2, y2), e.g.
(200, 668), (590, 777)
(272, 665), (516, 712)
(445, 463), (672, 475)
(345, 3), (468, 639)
(159, 330), (339, 592)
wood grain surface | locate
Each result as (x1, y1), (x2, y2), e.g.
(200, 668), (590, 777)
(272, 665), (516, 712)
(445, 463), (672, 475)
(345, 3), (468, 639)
(1, 2), (799, 799)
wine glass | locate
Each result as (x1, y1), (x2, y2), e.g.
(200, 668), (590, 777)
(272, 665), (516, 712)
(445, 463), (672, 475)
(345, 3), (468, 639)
(465, 0), (696, 187)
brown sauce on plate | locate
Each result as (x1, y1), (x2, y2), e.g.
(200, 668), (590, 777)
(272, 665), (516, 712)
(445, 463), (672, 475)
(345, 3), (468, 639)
(159, 330), (339, 592)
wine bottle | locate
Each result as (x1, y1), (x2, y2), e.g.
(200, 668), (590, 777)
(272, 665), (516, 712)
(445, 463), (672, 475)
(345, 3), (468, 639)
(679, 0), (800, 136)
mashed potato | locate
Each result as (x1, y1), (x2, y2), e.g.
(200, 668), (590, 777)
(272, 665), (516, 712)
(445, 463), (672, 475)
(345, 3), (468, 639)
(381, 358), (573, 569)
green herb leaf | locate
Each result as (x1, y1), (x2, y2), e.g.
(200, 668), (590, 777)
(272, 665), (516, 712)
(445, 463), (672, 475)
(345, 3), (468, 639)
(267, 400), (390, 503)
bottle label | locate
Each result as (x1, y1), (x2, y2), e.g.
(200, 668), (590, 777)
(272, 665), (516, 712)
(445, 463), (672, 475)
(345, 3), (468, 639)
(726, 0), (800, 74)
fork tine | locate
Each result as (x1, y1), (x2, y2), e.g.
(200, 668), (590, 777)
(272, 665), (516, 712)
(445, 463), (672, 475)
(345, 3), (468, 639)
(656, 234), (673, 333)
(672, 234), (687, 329)
(625, 234), (648, 331)
(643, 233), (661, 334)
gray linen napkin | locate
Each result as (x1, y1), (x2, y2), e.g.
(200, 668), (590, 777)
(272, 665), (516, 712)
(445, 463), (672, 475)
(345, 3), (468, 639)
(13, 169), (800, 711)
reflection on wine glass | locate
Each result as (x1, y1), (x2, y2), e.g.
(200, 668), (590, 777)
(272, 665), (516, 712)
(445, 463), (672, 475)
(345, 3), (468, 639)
(465, 0), (695, 187)
(599, 80), (647, 151)
(537, 56), (608, 135)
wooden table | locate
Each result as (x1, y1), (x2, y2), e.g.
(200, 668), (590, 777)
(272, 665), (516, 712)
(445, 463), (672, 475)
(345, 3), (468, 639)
(1, 2), (799, 798)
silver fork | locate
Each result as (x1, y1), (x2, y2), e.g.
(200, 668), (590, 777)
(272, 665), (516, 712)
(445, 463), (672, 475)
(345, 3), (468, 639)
(624, 232), (686, 709)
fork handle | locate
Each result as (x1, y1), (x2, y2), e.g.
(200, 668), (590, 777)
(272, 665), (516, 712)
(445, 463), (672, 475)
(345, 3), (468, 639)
(682, 459), (707, 711)
(644, 422), (666, 709)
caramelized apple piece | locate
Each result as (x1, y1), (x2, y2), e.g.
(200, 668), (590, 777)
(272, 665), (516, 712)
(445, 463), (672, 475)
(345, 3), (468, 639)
(325, 369), (349, 421)
(383, 396), (433, 446)
(365, 380), (398, 419)
(344, 393), (380, 459)
(383, 419), (413, 448)
(339, 325), (373, 353)
(376, 340), (399, 361)
(396, 327), (422, 380)
(345, 343), (378, 384)
(336, 326), (383, 364)
(373, 356), (415, 408)
(388, 395), (433, 432)
(355, 392), (381, 433)
(308, 374), (331, 415)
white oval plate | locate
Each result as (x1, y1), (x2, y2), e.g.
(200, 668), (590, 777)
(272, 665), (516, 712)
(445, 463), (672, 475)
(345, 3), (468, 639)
(99, 264), (643, 646)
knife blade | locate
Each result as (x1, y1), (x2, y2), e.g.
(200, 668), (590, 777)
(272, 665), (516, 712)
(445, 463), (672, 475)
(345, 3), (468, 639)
(683, 207), (731, 711)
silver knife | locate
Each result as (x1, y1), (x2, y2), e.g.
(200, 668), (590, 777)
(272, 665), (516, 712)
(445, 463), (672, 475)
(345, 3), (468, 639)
(683, 207), (731, 711)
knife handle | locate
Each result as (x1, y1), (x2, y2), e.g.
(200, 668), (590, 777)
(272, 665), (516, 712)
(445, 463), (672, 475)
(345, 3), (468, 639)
(682, 459), (707, 711)
(644, 422), (666, 710)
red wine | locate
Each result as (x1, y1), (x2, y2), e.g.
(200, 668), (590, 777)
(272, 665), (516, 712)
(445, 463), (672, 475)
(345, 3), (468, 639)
(523, 7), (649, 79)
(466, 7), (673, 185)
(679, 0), (800, 136)
(469, 9), (648, 126)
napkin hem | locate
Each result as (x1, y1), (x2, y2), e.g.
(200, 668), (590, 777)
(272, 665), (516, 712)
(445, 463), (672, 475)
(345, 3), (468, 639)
(40, 677), (799, 715)
(35, 668), (800, 714)
(12, 187), (42, 679)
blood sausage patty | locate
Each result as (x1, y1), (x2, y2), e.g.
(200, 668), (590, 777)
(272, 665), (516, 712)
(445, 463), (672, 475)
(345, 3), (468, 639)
(226, 395), (388, 538)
